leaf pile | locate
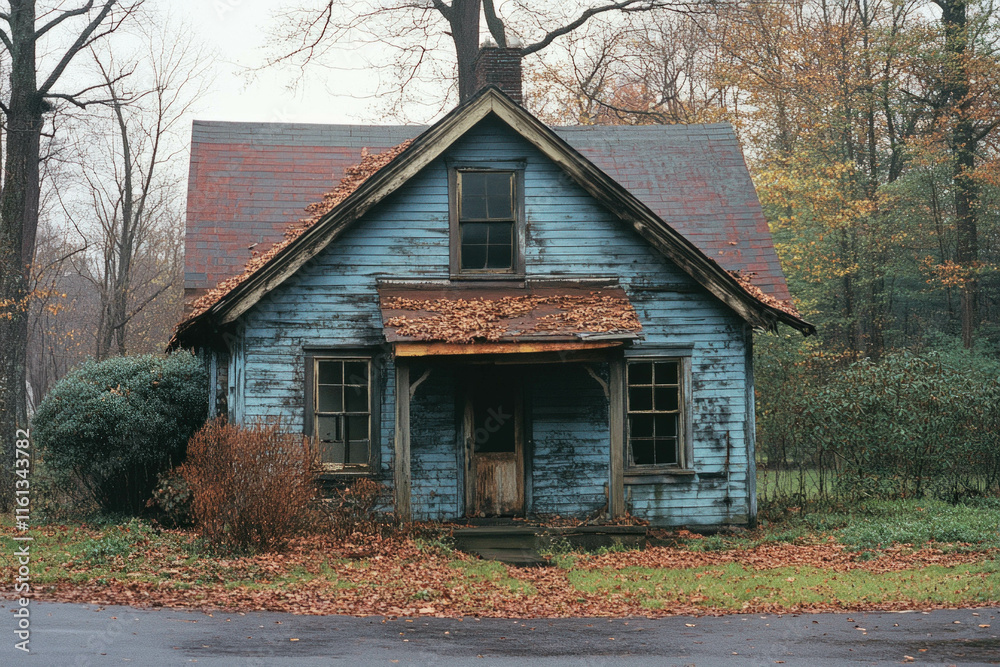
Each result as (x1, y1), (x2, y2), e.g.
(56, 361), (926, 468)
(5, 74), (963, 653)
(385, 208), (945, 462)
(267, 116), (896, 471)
(383, 293), (641, 343)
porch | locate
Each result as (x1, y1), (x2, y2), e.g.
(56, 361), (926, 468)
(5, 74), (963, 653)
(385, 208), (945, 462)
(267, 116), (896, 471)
(392, 346), (628, 524)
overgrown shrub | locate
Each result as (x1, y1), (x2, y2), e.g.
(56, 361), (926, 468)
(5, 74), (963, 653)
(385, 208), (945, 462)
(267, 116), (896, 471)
(32, 352), (208, 514)
(323, 478), (394, 540)
(756, 337), (1000, 509)
(182, 418), (316, 552)
(146, 468), (194, 528)
(806, 351), (1000, 501)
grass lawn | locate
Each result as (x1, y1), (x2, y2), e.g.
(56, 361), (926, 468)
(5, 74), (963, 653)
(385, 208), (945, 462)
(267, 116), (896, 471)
(2, 498), (999, 617)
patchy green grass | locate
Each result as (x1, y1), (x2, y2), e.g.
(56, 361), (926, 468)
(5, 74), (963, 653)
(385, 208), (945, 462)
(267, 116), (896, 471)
(449, 559), (537, 596)
(663, 498), (1000, 555)
(569, 559), (1000, 610)
(800, 499), (1000, 552)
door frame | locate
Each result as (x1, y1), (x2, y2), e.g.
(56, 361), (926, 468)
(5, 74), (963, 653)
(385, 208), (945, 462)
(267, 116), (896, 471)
(462, 368), (525, 517)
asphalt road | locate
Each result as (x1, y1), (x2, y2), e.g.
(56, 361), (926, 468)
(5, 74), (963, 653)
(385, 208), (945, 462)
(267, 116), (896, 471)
(1, 601), (998, 666)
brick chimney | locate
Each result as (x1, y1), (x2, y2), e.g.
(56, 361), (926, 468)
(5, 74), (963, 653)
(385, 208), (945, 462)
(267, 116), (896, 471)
(473, 41), (523, 104)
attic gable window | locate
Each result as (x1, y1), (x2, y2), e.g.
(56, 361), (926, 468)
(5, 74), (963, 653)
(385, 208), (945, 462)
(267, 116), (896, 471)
(451, 169), (522, 276)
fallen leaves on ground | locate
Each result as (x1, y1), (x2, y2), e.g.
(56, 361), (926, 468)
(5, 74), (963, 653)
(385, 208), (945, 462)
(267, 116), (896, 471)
(2, 524), (996, 618)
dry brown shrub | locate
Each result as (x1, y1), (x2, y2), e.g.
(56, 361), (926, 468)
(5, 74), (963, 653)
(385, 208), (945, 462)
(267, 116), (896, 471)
(181, 417), (316, 552)
(322, 478), (398, 541)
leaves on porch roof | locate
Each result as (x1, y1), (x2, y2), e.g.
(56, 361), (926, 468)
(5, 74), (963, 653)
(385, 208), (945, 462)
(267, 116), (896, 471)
(383, 293), (642, 343)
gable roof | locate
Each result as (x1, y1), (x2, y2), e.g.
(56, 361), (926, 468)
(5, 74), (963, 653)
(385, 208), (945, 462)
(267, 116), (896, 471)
(173, 87), (813, 348)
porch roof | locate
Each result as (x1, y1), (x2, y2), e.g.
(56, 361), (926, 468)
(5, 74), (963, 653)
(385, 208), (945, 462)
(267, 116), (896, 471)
(377, 278), (643, 346)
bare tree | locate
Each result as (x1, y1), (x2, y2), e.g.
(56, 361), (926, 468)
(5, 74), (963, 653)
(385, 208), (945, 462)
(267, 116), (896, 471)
(0, 0), (143, 508)
(69, 27), (206, 360)
(529, 11), (733, 125)
(268, 0), (692, 115)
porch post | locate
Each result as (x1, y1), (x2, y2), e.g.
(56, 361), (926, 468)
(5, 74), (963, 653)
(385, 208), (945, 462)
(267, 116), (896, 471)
(608, 357), (625, 519)
(394, 361), (411, 522)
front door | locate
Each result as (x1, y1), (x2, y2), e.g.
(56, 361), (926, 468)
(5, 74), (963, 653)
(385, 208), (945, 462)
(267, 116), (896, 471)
(465, 368), (523, 517)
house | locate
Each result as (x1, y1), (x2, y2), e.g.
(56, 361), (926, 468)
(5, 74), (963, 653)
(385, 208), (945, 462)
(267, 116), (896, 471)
(171, 47), (813, 528)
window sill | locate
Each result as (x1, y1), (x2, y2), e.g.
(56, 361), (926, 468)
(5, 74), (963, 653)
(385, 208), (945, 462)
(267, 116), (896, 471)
(449, 273), (525, 282)
(623, 469), (697, 485)
(314, 469), (373, 481)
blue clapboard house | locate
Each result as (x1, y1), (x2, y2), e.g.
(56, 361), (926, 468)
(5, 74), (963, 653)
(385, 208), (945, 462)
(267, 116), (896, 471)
(172, 47), (812, 529)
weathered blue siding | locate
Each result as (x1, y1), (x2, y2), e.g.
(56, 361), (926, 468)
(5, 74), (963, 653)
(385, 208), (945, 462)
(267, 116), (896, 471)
(228, 115), (753, 526)
(408, 363), (462, 520)
(528, 364), (610, 518)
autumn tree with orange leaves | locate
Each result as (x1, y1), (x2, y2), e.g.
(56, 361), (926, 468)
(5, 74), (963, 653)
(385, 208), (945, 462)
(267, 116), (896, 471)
(538, 0), (1000, 358)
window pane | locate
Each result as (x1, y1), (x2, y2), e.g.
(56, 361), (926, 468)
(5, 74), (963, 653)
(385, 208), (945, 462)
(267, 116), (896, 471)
(317, 360), (342, 385)
(461, 244), (488, 270)
(629, 386), (653, 412)
(318, 440), (346, 464)
(317, 385), (343, 412)
(462, 195), (488, 220)
(654, 361), (678, 385)
(346, 441), (370, 465)
(344, 415), (369, 442)
(630, 439), (655, 466)
(654, 387), (679, 412)
(345, 385), (368, 412)
(487, 193), (512, 219)
(316, 416), (340, 443)
(488, 221), (513, 245)
(629, 362), (653, 385)
(485, 243), (512, 270)
(629, 414), (654, 438)
(462, 171), (487, 196)
(655, 439), (678, 465)
(344, 361), (368, 386)
(462, 222), (489, 245)
(485, 171), (512, 198)
(655, 414), (678, 438)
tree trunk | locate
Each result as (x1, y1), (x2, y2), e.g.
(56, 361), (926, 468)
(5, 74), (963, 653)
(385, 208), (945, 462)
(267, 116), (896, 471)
(0, 0), (43, 510)
(936, 0), (979, 348)
(451, 0), (483, 101)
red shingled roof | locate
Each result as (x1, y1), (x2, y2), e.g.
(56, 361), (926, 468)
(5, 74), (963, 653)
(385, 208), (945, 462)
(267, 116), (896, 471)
(184, 121), (792, 305)
(175, 89), (811, 346)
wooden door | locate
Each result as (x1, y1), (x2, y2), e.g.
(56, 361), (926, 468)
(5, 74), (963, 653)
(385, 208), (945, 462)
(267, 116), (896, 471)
(465, 369), (523, 517)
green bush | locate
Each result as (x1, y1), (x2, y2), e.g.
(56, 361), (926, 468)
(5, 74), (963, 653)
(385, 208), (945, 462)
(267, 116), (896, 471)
(32, 352), (208, 515)
(805, 351), (1000, 501)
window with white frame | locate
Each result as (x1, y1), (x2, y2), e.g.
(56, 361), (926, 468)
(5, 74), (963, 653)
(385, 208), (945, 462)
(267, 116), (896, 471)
(626, 358), (685, 469)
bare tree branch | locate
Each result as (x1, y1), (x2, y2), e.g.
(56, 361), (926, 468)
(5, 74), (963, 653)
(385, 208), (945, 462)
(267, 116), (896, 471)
(39, 0), (122, 95)
(520, 1), (674, 56)
(35, 0), (95, 39)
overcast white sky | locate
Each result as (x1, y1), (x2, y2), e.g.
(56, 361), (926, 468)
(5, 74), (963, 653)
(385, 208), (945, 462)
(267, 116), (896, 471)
(168, 0), (437, 125)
